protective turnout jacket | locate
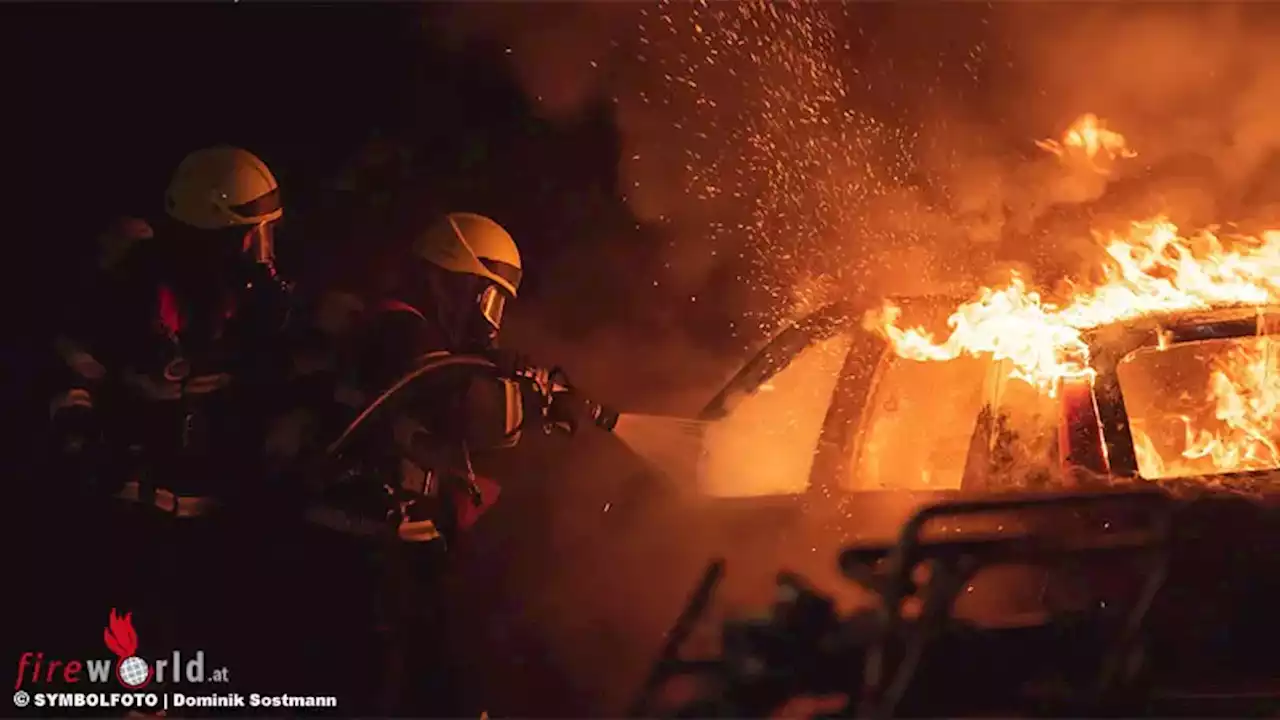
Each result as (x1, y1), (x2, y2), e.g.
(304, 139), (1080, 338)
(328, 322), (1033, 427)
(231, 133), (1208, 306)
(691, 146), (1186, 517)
(261, 292), (544, 716)
(303, 292), (547, 546)
(49, 223), (298, 516)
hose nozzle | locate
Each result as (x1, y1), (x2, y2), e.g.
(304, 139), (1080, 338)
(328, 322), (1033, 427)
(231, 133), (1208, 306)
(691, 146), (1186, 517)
(526, 364), (619, 434)
(590, 403), (620, 432)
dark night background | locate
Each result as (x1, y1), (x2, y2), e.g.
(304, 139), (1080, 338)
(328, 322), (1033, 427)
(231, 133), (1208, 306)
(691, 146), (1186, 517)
(4, 3), (604, 714)
(4, 4), (727, 716)
(5, 1), (754, 443)
(9, 3), (646, 324)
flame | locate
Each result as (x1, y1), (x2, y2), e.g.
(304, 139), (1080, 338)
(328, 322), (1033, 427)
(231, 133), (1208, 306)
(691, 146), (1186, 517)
(868, 116), (1280, 482)
(1183, 340), (1280, 468)
(104, 609), (140, 658)
(1035, 112), (1137, 172)
(868, 218), (1280, 393)
(1133, 338), (1280, 479)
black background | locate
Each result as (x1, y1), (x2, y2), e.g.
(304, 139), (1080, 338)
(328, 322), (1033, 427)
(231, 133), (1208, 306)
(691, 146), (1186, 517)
(5, 5), (644, 715)
(4, 2), (646, 450)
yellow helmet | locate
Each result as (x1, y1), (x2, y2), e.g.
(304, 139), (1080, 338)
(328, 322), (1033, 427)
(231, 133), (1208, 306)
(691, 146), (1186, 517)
(412, 213), (523, 330)
(165, 146), (283, 230)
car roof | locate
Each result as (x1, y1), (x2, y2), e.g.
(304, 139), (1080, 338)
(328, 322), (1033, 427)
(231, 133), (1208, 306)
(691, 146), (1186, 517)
(1084, 304), (1280, 353)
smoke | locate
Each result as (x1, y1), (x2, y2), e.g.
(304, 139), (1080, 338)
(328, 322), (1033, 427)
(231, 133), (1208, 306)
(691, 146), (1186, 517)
(915, 3), (1280, 279)
(434, 2), (1280, 345)
(436, 2), (912, 338)
(428, 1), (1280, 713)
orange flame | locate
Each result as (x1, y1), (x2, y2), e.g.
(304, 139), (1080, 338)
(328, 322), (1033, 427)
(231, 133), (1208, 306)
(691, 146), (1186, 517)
(867, 217), (1280, 395)
(1183, 341), (1280, 468)
(1035, 112), (1137, 173)
(104, 609), (140, 658)
(869, 111), (1280, 483)
(1132, 337), (1280, 480)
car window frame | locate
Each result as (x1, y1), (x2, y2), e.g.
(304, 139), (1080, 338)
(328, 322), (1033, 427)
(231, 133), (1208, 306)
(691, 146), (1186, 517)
(698, 302), (856, 422)
(1090, 306), (1280, 485)
(697, 296), (970, 496)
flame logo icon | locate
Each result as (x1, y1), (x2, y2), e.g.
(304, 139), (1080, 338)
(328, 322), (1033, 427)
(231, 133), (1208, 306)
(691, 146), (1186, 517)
(104, 609), (152, 689)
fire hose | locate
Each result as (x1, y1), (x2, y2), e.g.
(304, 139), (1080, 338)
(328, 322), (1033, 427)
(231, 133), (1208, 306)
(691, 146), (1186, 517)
(302, 353), (622, 538)
(326, 354), (619, 457)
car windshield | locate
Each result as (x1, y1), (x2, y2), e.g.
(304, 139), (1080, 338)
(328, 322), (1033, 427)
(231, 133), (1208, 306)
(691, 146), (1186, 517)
(1120, 335), (1280, 479)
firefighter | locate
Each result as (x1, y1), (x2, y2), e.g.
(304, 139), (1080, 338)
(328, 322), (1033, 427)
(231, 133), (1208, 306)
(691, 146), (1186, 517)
(276, 212), (581, 716)
(45, 146), (296, 695)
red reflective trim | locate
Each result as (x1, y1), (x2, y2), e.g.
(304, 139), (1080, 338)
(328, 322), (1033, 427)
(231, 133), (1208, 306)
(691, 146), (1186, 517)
(157, 285), (182, 335)
(376, 298), (425, 320)
(452, 475), (501, 531)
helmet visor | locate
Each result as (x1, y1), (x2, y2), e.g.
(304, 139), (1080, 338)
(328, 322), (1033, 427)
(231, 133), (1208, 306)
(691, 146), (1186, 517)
(478, 284), (508, 331)
(242, 220), (277, 264)
(229, 187), (282, 223)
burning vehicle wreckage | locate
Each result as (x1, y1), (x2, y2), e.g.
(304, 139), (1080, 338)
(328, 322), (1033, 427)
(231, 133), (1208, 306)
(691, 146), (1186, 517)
(629, 116), (1280, 717)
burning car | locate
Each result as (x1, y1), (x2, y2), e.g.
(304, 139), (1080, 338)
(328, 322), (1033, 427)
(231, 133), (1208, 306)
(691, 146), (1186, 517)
(613, 115), (1280, 714)
(690, 119), (1280, 508)
(689, 211), (1280, 509)
(631, 297), (1280, 717)
(629, 207), (1280, 715)
(696, 298), (1280, 501)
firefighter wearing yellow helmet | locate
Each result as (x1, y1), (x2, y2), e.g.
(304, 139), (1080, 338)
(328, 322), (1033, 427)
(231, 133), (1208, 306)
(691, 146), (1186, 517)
(45, 146), (298, 697)
(164, 145), (285, 268)
(411, 211), (524, 338)
(52, 145), (292, 490)
(277, 212), (581, 715)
